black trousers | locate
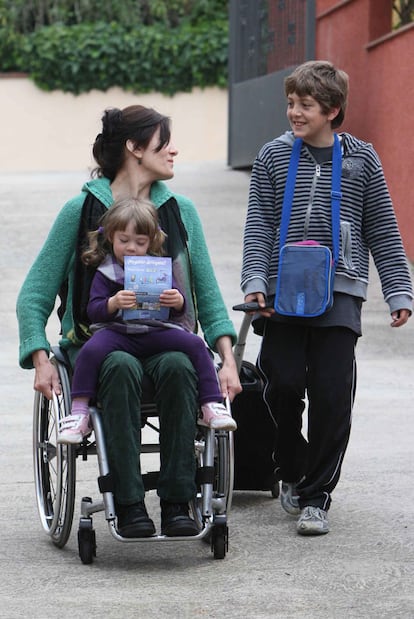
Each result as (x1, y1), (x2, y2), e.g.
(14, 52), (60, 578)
(258, 321), (357, 511)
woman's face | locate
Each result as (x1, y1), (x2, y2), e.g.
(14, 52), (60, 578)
(138, 128), (178, 181)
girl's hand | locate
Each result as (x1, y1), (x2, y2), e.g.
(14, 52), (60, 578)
(159, 289), (184, 311)
(107, 290), (137, 313)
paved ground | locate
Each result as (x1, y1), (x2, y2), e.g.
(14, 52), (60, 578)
(1, 163), (413, 618)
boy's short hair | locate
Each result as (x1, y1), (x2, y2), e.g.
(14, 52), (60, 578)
(284, 60), (349, 128)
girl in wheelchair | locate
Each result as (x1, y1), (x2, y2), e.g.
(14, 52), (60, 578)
(58, 197), (237, 445)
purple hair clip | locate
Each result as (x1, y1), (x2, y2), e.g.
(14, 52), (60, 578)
(98, 226), (104, 235)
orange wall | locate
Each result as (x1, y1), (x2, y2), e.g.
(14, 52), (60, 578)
(316, 0), (414, 260)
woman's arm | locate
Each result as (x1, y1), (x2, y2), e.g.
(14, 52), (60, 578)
(17, 194), (85, 369)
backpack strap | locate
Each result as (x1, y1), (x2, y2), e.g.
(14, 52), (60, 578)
(279, 134), (342, 266)
(330, 134), (342, 267)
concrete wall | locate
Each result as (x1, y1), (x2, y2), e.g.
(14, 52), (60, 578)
(0, 77), (228, 173)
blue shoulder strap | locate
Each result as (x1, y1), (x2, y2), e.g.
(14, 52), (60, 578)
(279, 134), (342, 265)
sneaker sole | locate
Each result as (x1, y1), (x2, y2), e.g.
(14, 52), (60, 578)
(57, 434), (84, 444)
(57, 432), (91, 445)
(197, 419), (237, 431)
(297, 525), (329, 536)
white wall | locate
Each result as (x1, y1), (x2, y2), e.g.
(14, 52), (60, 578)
(1, 76), (228, 172)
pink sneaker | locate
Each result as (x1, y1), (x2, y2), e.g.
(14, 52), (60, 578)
(199, 402), (237, 431)
(57, 413), (91, 444)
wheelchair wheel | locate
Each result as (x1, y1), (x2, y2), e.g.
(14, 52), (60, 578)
(215, 430), (234, 513)
(192, 429), (234, 535)
(33, 356), (76, 548)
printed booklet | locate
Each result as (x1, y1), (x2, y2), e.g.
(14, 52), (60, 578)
(123, 255), (172, 321)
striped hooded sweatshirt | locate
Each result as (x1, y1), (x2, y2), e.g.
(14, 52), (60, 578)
(241, 131), (413, 314)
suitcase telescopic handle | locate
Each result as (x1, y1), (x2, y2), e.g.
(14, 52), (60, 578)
(233, 313), (253, 374)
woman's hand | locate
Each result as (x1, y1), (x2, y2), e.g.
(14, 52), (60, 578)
(160, 289), (184, 311)
(33, 350), (61, 400)
(218, 359), (242, 402)
(215, 336), (242, 401)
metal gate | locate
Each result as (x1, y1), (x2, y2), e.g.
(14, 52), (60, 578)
(228, 0), (316, 168)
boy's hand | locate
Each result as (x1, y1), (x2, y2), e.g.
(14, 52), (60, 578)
(245, 293), (274, 317)
(390, 309), (411, 327)
(160, 289), (184, 311)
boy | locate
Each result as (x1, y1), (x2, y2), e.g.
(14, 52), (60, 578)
(241, 60), (412, 535)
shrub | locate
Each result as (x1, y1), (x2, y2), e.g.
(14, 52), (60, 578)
(0, 4), (25, 71)
(21, 20), (228, 95)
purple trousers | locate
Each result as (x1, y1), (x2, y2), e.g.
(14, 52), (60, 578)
(71, 327), (222, 404)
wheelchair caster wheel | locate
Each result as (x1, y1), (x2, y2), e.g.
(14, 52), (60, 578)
(211, 517), (228, 560)
(78, 518), (96, 565)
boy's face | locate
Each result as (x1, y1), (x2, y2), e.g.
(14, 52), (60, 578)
(286, 92), (339, 147)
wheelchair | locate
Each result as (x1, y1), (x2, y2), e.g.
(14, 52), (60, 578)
(33, 346), (234, 564)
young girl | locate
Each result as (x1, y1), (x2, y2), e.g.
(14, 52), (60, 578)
(57, 197), (237, 444)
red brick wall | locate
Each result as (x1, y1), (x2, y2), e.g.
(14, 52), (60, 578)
(316, 0), (414, 260)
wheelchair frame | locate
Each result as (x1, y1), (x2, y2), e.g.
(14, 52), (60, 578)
(33, 347), (234, 563)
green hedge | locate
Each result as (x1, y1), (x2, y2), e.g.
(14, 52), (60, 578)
(0, 18), (228, 95)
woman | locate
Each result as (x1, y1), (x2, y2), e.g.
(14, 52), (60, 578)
(17, 105), (241, 538)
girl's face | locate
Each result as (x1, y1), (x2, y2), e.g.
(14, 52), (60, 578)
(286, 92), (339, 147)
(111, 220), (151, 265)
(135, 128), (178, 181)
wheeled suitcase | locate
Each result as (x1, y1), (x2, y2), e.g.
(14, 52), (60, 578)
(231, 313), (280, 497)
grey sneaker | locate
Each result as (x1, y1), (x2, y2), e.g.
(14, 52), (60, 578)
(280, 482), (300, 515)
(297, 506), (329, 536)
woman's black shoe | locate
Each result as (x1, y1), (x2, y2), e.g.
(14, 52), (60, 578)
(116, 501), (156, 538)
(160, 499), (200, 536)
